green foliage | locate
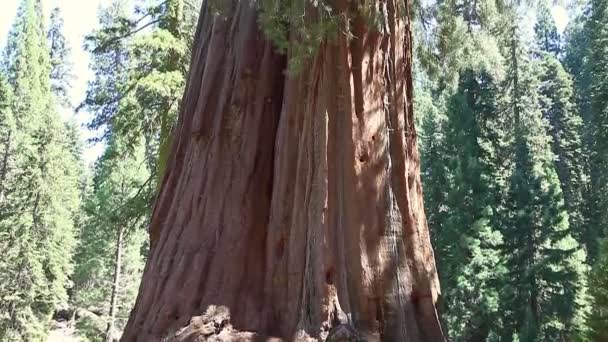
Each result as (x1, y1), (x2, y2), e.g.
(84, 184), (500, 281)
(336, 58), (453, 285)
(48, 7), (73, 108)
(498, 11), (588, 340)
(585, 0), (608, 261)
(588, 240), (608, 340)
(416, 1), (513, 339)
(416, 69), (450, 256)
(211, 1), (401, 73)
(440, 70), (507, 340)
(70, 0), (200, 339)
(0, 0), (82, 340)
(75, 312), (108, 342)
(538, 55), (590, 258)
(0, 72), (15, 203)
(415, 0), (504, 90)
(418, 1), (594, 340)
(534, 0), (561, 55)
(562, 0), (608, 336)
(257, 0), (339, 73)
(82, 0), (198, 185)
(72, 138), (150, 338)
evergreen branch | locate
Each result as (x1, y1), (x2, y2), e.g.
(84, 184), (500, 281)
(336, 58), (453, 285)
(92, 19), (162, 54)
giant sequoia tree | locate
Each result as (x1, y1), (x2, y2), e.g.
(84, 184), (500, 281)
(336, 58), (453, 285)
(123, 1), (444, 341)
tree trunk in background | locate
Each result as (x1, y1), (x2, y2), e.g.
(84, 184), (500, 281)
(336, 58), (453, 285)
(106, 226), (124, 342)
(122, 1), (444, 341)
(0, 130), (10, 203)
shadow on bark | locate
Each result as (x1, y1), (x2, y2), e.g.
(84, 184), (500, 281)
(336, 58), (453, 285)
(121, 1), (444, 341)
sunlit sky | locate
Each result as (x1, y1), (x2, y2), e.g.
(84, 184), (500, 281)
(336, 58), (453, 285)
(552, 5), (570, 32)
(0, 0), (571, 166)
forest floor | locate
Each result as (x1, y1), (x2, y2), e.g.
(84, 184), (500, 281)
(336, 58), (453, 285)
(46, 320), (79, 342)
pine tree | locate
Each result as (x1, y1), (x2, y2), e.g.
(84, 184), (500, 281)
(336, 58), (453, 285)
(586, 0), (608, 263)
(439, 70), (508, 341)
(564, 0), (608, 336)
(47, 7), (73, 108)
(534, 2), (590, 262)
(0, 0), (82, 340)
(72, 2), (155, 340)
(498, 12), (589, 340)
(0, 72), (15, 204)
(415, 1), (510, 339)
(72, 137), (149, 341)
(563, 7), (604, 266)
(83, 0), (200, 184)
(417, 77), (450, 276)
(588, 239), (608, 339)
(534, 0), (561, 56)
(537, 55), (590, 258)
(82, 0), (131, 137)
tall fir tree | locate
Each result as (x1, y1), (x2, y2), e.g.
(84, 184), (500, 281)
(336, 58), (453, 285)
(72, 137), (149, 341)
(564, 0), (608, 336)
(440, 69), (508, 341)
(498, 10), (589, 340)
(81, 0), (131, 140)
(417, 79), (450, 273)
(537, 54), (590, 260)
(70, 1), (204, 338)
(0, 0), (82, 340)
(47, 7), (74, 108)
(534, 1), (591, 263)
(0, 72), (15, 204)
(563, 6), (602, 264)
(534, 0), (561, 56)
(415, 0), (509, 338)
(82, 0), (200, 184)
(586, 0), (608, 262)
(588, 239), (608, 339)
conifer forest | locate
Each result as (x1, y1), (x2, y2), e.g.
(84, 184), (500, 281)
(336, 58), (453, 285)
(0, 0), (608, 341)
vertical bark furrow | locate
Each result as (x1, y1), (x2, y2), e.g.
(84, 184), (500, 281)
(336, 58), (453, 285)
(122, 1), (444, 341)
(326, 41), (356, 330)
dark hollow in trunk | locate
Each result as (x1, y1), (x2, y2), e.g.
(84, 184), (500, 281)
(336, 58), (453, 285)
(122, 1), (444, 341)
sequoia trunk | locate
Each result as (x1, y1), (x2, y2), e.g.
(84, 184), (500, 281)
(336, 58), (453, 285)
(122, 1), (444, 341)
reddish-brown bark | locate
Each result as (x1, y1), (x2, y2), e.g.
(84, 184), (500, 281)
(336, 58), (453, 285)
(122, 1), (444, 341)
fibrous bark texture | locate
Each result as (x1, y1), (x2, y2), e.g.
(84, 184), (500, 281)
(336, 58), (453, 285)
(122, 1), (444, 341)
